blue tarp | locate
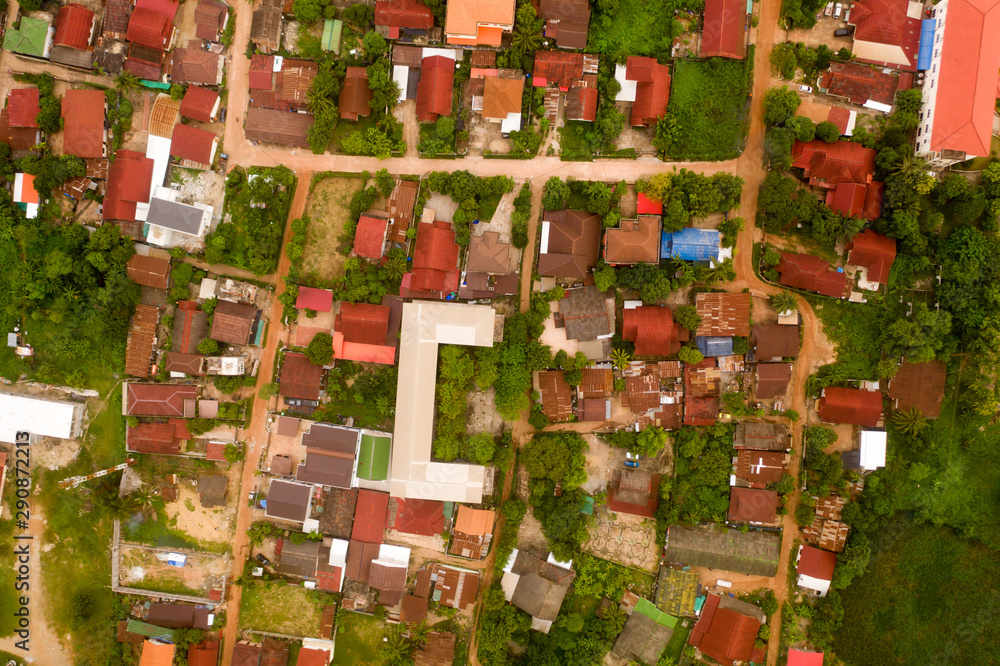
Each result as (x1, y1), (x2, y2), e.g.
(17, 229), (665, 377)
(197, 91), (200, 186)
(917, 19), (936, 70)
(661, 227), (721, 261)
(695, 336), (734, 357)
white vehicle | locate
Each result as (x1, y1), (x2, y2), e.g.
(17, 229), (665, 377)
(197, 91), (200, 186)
(799, 85), (814, 93)
(843, 9), (851, 21)
(824, 2), (834, 15)
(833, 3), (843, 17)
(717, 580), (733, 589)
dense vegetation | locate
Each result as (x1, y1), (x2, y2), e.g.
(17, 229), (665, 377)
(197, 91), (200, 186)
(587, 0), (701, 60)
(522, 432), (590, 560)
(656, 425), (734, 531)
(425, 171), (515, 245)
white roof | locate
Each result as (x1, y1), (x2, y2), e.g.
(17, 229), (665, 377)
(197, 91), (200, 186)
(500, 570), (520, 601)
(328, 538), (349, 567)
(199, 278), (218, 299)
(502, 548), (519, 573)
(391, 301), (496, 502)
(422, 47), (459, 61)
(859, 431), (887, 470)
(539, 220), (551, 254)
(797, 573), (832, 596)
(500, 112), (522, 134)
(143, 135), (172, 219)
(547, 553), (573, 569)
(377, 543), (411, 566)
(0, 393), (81, 443)
(614, 64), (637, 102)
(392, 65), (409, 103)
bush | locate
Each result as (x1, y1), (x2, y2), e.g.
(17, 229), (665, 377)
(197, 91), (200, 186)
(305, 333), (334, 366)
(674, 305), (701, 332)
(815, 121), (840, 143)
(763, 87), (801, 126)
(677, 346), (704, 365)
(197, 338), (220, 355)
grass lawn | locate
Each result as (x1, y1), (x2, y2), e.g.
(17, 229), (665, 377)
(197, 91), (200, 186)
(334, 611), (385, 662)
(478, 192), (503, 222)
(558, 122), (594, 161)
(663, 58), (751, 161)
(835, 523), (1000, 665)
(663, 618), (692, 662)
(587, 0), (677, 59)
(239, 580), (331, 637)
(301, 175), (364, 284)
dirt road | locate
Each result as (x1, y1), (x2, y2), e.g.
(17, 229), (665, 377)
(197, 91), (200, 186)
(218, 171), (311, 665)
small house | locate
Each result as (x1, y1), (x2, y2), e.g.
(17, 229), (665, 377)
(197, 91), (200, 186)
(796, 544), (837, 597)
(817, 386), (882, 426)
(537, 209), (602, 279)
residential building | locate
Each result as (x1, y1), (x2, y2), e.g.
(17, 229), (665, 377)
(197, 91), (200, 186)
(171, 43), (224, 86)
(796, 100), (857, 137)
(416, 55), (455, 122)
(296, 423), (361, 489)
(915, 0), (1000, 166)
(1, 89), (42, 153)
(604, 215), (661, 265)
(614, 57), (671, 127)
(210, 301), (258, 346)
(791, 139), (876, 189)
(124, 384), (198, 418)
(170, 124), (219, 167)
(296, 287), (334, 313)
(403, 221), (461, 299)
(538, 0), (590, 49)
(752, 323), (799, 360)
(702, 0), (748, 59)
(537, 370), (573, 421)
(391, 302), (496, 502)
(103, 150), (154, 223)
(127, 255), (171, 290)
(733, 449), (790, 488)
(128, 0), (177, 51)
(387, 179), (419, 245)
(244, 107), (313, 147)
(188, 640), (220, 666)
(622, 303), (685, 356)
(466, 230), (514, 274)
(369, 543), (410, 606)
(125, 304), (159, 377)
(139, 640), (175, 666)
(248, 54), (276, 90)
(250, 0), (282, 52)
(353, 213), (390, 259)
(180, 86), (221, 123)
(662, 524), (781, 576)
(776, 251), (851, 299)
(660, 227), (722, 262)
(0, 392), (86, 443)
(432, 563), (481, 609)
(450, 505), (495, 559)
(611, 603), (677, 664)
(280, 352), (324, 401)
(333, 301), (400, 365)
(52, 4), (96, 67)
(654, 566), (699, 618)
(164, 352), (204, 377)
(533, 51), (600, 122)
(728, 487), (779, 525)
(688, 594), (765, 666)
(392, 498), (444, 536)
(847, 0), (922, 70)
(194, 0), (228, 42)
(3, 17), (54, 58)
(12, 173), (39, 219)
(375, 0), (435, 40)
(414, 632), (457, 666)
(127, 420), (190, 454)
(755, 363), (792, 399)
(172, 301), (209, 354)
(695, 292), (751, 337)
(264, 479), (313, 523)
(537, 209), (602, 279)
(789, 649), (826, 666)
(887, 359), (946, 417)
(62, 89), (106, 158)
(102, 0), (130, 40)
(820, 61), (900, 112)
(607, 469), (660, 517)
(817, 386), (883, 426)
(481, 76), (524, 135)
(842, 430), (887, 471)
(846, 229), (896, 287)
(444, 0), (515, 45)
(796, 545), (837, 596)
(826, 180), (884, 221)
(501, 550), (575, 632)
(340, 67), (373, 121)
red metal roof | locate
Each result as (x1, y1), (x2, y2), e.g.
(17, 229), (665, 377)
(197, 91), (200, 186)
(54, 4), (95, 50)
(846, 229), (895, 284)
(798, 544), (837, 580)
(124, 57), (163, 80)
(352, 490), (390, 543)
(791, 139), (876, 189)
(565, 85), (598, 122)
(279, 352), (324, 400)
(353, 214), (389, 258)
(295, 287), (334, 312)
(636, 192), (663, 215)
(170, 124), (217, 164)
(818, 386), (882, 426)
(187, 641), (220, 666)
(180, 85), (220, 123)
(689, 594), (761, 666)
(628, 57), (671, 126)
(410, 221), (460, 294)
(416, 56), (455, 122)
(776, 251), (850, 299)
(7, 89), (40, 129)
(62, 89), (105, 158)
(821, 61), (899, 106)
(788, 649), (825, 666)
(702, 0), (746, 59)
(128, 422), (182, 454)
(249, 54), (275, 90)
(533, 51), (584, 89)
(393, 498), (445, 536)
(336, 302), (390, 345)
(622, 305), (681, 356)
(375, 0), (435, 29)
(295, 648), (332, 666)
(849, 0), (921, 69)
(127, 6), (171, 49)
(728, 487), (778, 524)
(927, 0), (1000, 157)
(103, 150), (154, 222)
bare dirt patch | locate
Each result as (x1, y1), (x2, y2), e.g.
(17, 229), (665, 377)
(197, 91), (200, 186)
(301, 176), (364, 283)
(119, 544), (229, 597)
(424, 193), (458, 223)
(466, 388), (504, 437)
(163, 483), (237, 549)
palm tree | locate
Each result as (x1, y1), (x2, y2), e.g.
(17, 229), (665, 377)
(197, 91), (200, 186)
(704, 259), (737, 286)
(892, 407), (928, 436)
(770, 291), (798, 314)
(129, 485), (158, 517)
(893, 154), (928, 182)
(410, 620), (430, 647)
(385, 254), (407, 280)
(611, 348), (632, 370)
(604, 605), (627, 634)
(380, 626), (413, 666)
(115, 71), (140, 96)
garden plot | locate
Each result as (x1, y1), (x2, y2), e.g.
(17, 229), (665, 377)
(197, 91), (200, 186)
(163, 482), (237, 551)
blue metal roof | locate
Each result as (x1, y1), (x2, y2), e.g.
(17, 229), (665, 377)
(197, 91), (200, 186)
(917, 19), (936, 70)
(661, 227), (721, 262)
(695, 336), (734, 357)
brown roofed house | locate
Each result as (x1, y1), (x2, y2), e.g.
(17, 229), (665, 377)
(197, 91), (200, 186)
(340, 67), (373, 121)
(369, 560), (408, 607)
(846, 229), (896, 286)
(164, 352), (204, 376)
(173, 302), (209, 354)
(607, 469), (659, 517)
(127, 254), (171, 290)
(728, 487), (779, 525)
(467, 231), (513, 274)
(127, 421), (187, 454)
(432, 563), (481, 609)
(888, 359), (946, 418)
(250, 0), (282, 52)
(696, 292), (752, 337)
(170, 124), (219, 166)
(537, 370), (573, 422)
(245, 107), (314, 147)
(62, 89), (106, 158)
(180, 85), (221, 123)
(194, 0), (228, 42)
(482, 76), (523, 125)
(125, 383), (198, 417)
(755, 363), (792, 399)
(280, 352), (324, 401)
(414, 632), (457, 666)
(817, 386), (882, 426)
(578, 366), (613, 399)
(622, 304), (686, 356)
(776, 251), (851, 299)
(210, 300), (258, 345)
(444, 0), (515, 46)
(688, 594), (762, 665)
(612, 610), (674, 665)
(538, 0), (591, 49)
(753, 323), (799, 360)
(264, 479), (312, 523)
(170, 43), (224, 86)
(538, 209), (602, 279)
(450, 506), (495, 559)
(604, 215), (661, 265)
(416, 55), (455, 122)
(559, 286), (613, 341)
(734, 423), (790, 450)
(625, 56), (671, 126)
(734, 450), (790, 488)
(125, 304), (159, 377)
(501, 550), (576, 632)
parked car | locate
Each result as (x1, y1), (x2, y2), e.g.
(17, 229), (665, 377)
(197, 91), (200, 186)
(833, 3), (843, 17)
(625, 452), (641, 468)
(842, 9), (851, 21)
(255, 553), (271, 567)
(834, 27), (852, 36)
(799, 85), (814, 93)
(824, 1), (834, 14)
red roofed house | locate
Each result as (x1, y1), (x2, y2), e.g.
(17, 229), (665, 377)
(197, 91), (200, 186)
(776, 251), (851, 299)
(333, 302), (398, 365)
(702, 0), (747, 59)
(622, 304), (684, 356)
(796, 544), (837, 596)
(127, 421), (190, 455)
(62, 89), (106, 158)
(688, 593), (762, 666)
(819, 61), (900, 109)
(791, 139), (876, 189)
(279, 352), (324, 400)
(352, 490), (390, 543)
(825, 180), (884, 221)
(416, 56), (455, 123)
(295, 287), (334, 313)
(128, 6), (174, 50)
(393, 498), (445, 536)
(788, 649), (825, 666)
(847, 0), (922, 70)
(375, 0), (435, 39)
(846, 229), (896, 287)
(170, 124), (218, 168)
(249, 54), (275, 90)
(817, 386), (882, 426)
(103, 150), (155, 222)
(125, 383), (198, 417)
(532, 50), (584, 90)
(353, 214), (390, 259)
(340, 67), (373, 121)
(604, 215), (661, 265)
(54, 4), (97, 50)
(915, 0), (1000, 166)
(188, 640), (220, 666)
(7, 89), (40, 129)
(728, 487), (779, 525)
(180, 85), (221, 123)
(623, 57), (671, 127)
(402, 221), (460, 299)
(444, 0), (515, 46)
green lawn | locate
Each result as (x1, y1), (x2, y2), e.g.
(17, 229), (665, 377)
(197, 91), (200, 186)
(239, 580), (330, 637)
(334, 611), (385, 662)
(587, 0), (678, 59)
(835, 524), (1000, 665)
(558, 122), (595, 162)
(478, 192), (504, 222)
(357, 434), (391, 481)
(663, 58), (751, 161)
(663, 619), (692, 663)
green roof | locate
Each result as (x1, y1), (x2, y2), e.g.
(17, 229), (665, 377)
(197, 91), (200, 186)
(634, 598), (679, 629)
(357, 434), (391, 480)
(125, 619), (175, 641)
(321, 19), (342, 53)
(3, 17), (50, 57)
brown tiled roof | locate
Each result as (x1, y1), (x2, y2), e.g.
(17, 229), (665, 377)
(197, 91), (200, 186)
(565, 85), (598, 121)
(387, 179), (418, 243)
(127, 422), (183, 454)
(578, 367), (613, 399)
(734, 450), (789, 487)
(625, 374), (661, 414)
(685, 358), (721, 397)
(414, 568), (432, 597)
(171, 45), (222, 85)
(604, 215), (660, 264)
(125, 304), (159, 377)
(728, 487), (778, 524)
(888, 360), (946, 418)
(538, 209), (602, 279)
(180, 85), (220, 123)
(194, 0), (227, 42)
(392, 44), (423, 67)
(400, 594), (428, 624)
(103, 0), (131, 37)
(125, 383), (198, 417)
(170, 124), (217, 165)
(62, 89), (105, 158)
(127, 255), (170, 289)
(277, 59), (317, 104)
(821, 60), (899, 106)
(467, 231), (513, 274)
(172, 302), (209, 354)
(339, 66), (373, 120)
(7, 88), (40, 128)
(0, 109), (40, 151)
(533, 50), (585, 88)
(753, 323), (799, 360)
(539, 0), (591, 50)
(245, 107), (313, 147)
(210, 300), (257, 345)
(163, 352), (204, 376)
(345, 540), (380, 582)
(560, 286), (612, 341)
(815, 495), (846, 520)
(755, 363), (791, 399)
(280, 352), (324, 400)
(470, 49), (496, 67)
(538, 370), (573, 421)
(250, 5), (282, 49)
(432, 564), (480, 609)
(696, 292), (752, 337)
(369, 562), (407, 605)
